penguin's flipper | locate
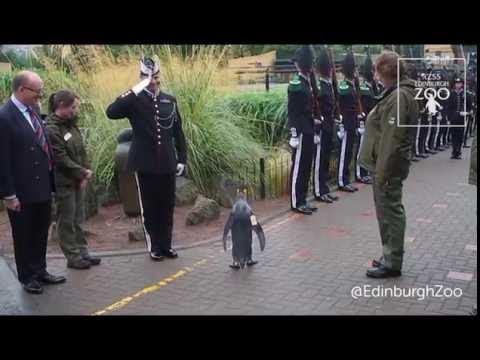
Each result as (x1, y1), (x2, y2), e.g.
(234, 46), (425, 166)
(253, 223), (266, 251)
(223, 213), (234, 251)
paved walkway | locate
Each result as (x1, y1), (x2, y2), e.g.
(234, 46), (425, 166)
(1, 141), (477, 315)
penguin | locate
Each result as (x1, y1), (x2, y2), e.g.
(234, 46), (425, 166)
(222, 190), (266, 270)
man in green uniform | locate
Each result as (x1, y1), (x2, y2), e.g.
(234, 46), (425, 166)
(46, 91), (100, 270)
(359, 51), (418, 278)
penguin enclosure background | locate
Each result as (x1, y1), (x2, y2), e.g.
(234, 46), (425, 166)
(0, 44), (475, 211)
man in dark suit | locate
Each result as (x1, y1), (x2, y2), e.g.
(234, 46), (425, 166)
(106, 57), (188, 261)
(0, 70), (66, 294)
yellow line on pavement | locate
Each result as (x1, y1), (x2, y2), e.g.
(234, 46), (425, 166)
(91, 260), (207, 316)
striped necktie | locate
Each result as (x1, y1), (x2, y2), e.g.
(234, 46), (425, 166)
(27, 107), (52, 170)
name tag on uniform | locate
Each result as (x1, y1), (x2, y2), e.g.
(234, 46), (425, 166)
(64, 132), (72, 141)
(250, 215), (258, 226)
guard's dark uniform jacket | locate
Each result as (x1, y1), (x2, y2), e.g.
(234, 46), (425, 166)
(106, 89), (187, 174)
(338, 79), (359, 130)
(359, 79), (377, 115)
(288, 74), (315, 135)
(447, 88), (473, 124)
(316, 77), (336, 133)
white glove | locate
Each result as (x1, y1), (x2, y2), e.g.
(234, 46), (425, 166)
(314, 118), (323, 126)
(176, 163), (186, 176)
(337, 124), (345, 140)
(460, 111), (468, 116)
(334, 115), (343, 124)
(314, 135), (321, 144)
(132, 76), (152, 96)
(289, 137), (300, 149)
(357, 112), (366, 120)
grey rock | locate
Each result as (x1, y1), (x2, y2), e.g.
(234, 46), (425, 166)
(186, 195), (220, 226)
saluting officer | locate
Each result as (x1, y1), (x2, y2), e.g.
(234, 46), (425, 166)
(106, 57), (187, 261)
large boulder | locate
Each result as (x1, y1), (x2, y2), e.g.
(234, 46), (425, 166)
(213, 177), (243, 208)
(175, 177), (199, 206)
(186, 195), (220, 226)
(128, 225), (145, 242)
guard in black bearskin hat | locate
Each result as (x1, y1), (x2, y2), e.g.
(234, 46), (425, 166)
(288, 45), (318, 215)
(336, 48), (361, 192)
(311, 45), (340, 203)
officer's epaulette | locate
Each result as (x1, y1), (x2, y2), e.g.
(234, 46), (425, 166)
(288, 75), (303, 91)
(359, 81), (372, 96)
(120, 90), (133, 98)
(337, 79), (352, 95)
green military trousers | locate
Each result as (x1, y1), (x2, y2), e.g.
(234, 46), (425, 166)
(55, 186), (88, 261)
(372, 176), (406, 271)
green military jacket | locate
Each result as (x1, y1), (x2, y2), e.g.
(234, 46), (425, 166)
(46, 113), (90, 188)
(358, 78), (418, 187)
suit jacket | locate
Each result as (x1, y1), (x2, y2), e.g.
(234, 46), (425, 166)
(0, 99), (55, 203)
(106, 89), (187, 175)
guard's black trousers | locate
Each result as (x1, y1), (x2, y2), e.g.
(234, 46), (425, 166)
(418, 123), (429, 154)
(312, 130), (334, 197)
(354, 131), (369, 180)
(464, 115), (474, 145)
(337, 128), (355, 187)
(7, 200), (51, 284)
(413, 118), (422, 156)
(451, 125), (465, 157)
(290, 133), (313, 209)
(135, 172), (175, 254)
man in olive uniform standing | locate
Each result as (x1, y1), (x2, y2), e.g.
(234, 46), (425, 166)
(359, 51), (418, 278)
(312, 45), (340, 204)
(288, 45), (318, 215)
(336, 50), (361, 192)
(106, 57), (187, 261)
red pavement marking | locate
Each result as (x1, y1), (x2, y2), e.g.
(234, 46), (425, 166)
(326, 226), (351, 238)
(360, 210), (375, 217)
(289, 248), (312, 261)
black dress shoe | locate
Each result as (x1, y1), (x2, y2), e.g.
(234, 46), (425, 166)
(150, 252), (165, 261)
(23, 280), (43, 294)
(230, 262), (241, 270)
(338, 186), (355, 193)
(463, 145), (471, 148)
(82, 254), (101, 266)
(361, 177), (373, 184)
(306, 202), (318, 211)
(38, 272), (66, 285)
(411, 157), (420, 162)
(164, 249), (178, 259)
(67, 258), (91, 270)
(419, 154), (429, 158)
(315, 195), (333, 204)
(426, 149), (437, 154)
(348, 184), (359, 191)
(327, 193), (339, 201)
(366, 265), (402, 278)
(246, 259), (258, 266)
(292, 205), (313, 215)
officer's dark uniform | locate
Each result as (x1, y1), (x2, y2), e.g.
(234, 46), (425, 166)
(447, 80), (473, 159)
(106, 88), (187, 256)
(463, 88), (476, 147)
(288, 72), (315, 210)
(337, 77), (359, 189)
